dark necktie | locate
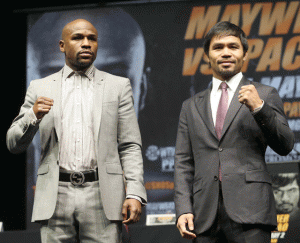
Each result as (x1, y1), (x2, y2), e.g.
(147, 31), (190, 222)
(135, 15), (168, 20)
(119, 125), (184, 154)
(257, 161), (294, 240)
(215, 82), (229, 139)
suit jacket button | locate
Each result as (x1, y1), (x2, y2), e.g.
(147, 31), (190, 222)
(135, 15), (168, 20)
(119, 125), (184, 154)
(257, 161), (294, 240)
(218, 147), (223, 152)
(214, 176), (219, 181)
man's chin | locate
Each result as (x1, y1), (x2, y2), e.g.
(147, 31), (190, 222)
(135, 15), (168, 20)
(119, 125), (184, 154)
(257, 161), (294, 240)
(77, 60), (94, 68)
(277, 204), (294, 214)
(219, 70), (237, 80)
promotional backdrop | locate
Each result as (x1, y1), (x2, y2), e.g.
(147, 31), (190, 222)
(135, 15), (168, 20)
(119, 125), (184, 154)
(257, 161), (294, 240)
(26, 1), (300, 241)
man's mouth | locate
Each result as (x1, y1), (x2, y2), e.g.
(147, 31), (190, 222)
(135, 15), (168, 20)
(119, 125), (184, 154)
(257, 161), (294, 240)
(217, 60), (236, 65)
(79, 51), (93, 58)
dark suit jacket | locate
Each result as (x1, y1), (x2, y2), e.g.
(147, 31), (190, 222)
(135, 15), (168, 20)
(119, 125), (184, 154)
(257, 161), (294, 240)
(174, 77), (294, 234)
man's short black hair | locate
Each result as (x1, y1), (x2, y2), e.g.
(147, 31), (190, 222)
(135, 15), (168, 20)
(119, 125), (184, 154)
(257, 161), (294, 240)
(271, 173), (299, 189)
(203, 21), (248, 56)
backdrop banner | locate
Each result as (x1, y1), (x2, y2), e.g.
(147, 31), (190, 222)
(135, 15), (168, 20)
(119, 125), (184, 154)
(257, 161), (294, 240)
(26, 1), (300, 241)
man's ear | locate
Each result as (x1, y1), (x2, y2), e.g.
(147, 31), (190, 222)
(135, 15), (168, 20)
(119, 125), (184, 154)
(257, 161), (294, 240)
(203, 52), (211, 68)
(59, 40), (65, 53)
(243, 51), (248, 62)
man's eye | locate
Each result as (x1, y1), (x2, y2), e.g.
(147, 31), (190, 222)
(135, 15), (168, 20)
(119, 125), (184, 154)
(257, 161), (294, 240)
(213, 46), (222, 50)
(230, 45), (239, 49)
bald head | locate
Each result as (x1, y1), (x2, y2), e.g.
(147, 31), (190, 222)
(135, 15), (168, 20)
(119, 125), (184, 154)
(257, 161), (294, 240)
(61, 19), (98, 41)
(59, 19), (98, 71)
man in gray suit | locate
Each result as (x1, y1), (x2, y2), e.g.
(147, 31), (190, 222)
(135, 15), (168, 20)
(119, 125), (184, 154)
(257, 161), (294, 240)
(174, 22), (294, 242)
(7, 19), (147, 242)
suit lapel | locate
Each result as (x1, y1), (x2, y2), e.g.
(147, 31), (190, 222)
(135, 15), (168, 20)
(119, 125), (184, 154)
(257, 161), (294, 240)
(195, 89), (218, 139)
(51, 70), (63, 141)
(221, 77), (250, 138)
(93, 69), (105, 146)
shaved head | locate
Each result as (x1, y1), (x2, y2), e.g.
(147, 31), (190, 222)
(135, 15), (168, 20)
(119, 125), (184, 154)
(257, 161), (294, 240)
(62, 19), (98, 41)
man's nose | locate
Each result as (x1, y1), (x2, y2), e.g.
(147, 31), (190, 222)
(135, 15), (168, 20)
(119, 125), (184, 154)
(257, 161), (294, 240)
(81, 37), (91, 48)
(281, 191), (291, 202)
(221, 47), (232, 57)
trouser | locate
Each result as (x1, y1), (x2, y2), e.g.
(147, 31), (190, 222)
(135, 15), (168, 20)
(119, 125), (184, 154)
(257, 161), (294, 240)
(193, 184), (272, 243)
(40, 181), (122, 243)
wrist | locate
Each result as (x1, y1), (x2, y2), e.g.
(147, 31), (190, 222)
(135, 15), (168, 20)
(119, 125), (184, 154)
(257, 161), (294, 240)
(29, 107), (43, 125)
(251, 100), (264, 113)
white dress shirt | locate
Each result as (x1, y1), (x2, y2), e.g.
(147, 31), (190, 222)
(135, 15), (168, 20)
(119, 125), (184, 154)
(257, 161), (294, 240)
(210, 72), (243, 126)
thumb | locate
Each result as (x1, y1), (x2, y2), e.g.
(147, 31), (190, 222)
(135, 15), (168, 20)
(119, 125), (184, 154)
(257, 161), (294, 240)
(122, 203), (128, 221)
(187, 216), (194, 231)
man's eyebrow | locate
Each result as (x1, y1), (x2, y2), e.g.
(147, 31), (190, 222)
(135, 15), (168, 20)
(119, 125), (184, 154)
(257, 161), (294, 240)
(211, 43), (224, 47)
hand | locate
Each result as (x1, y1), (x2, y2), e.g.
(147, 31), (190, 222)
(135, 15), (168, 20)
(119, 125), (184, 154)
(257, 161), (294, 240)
(122, 199), (142, 225)
(33, 97), (54, 119)
(177, 213), (196, 239)
(238, 85), (263, 111)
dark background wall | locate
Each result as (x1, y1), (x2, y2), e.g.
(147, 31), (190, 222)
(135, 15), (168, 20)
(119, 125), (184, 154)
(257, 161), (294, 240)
(2, 12), (27, 230)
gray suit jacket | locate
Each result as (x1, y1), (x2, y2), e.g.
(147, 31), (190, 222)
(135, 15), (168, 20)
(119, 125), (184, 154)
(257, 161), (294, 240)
(7, 68), (147, 222)
(174, 77), (294, 234)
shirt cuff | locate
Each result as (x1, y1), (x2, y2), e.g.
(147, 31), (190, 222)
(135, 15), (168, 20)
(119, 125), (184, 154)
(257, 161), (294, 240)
(126, 195), (147, 206)
(251, 100), (264, 114)
(28, 107), (42, 126)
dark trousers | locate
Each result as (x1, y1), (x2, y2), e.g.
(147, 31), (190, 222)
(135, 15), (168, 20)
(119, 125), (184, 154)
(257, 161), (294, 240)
(193, 185), (272, 243)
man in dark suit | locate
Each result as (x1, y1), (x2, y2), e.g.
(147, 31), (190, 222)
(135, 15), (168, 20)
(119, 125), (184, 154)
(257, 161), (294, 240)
(174, 21), (294, 243)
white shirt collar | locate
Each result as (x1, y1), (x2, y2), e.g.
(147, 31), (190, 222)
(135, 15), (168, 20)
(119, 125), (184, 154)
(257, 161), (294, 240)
(211, 72), (243, 93)
(62, 64), (95, 81)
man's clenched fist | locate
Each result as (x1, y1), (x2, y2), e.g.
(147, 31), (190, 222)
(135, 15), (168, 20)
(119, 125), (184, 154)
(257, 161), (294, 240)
(33, 96), (54, 119)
